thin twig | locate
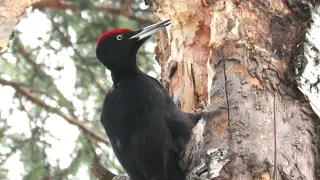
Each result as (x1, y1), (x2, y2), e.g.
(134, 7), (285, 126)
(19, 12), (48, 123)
(32, 0), (154, 24)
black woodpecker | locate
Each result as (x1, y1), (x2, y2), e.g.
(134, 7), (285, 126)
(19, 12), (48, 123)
(95, 20), (202, 180)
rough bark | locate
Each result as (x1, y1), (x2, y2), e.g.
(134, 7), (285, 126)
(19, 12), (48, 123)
(150, 0), (319, 180)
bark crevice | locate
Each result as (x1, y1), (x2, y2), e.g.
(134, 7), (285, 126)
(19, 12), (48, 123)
(222, 46), (232, 147)
(273, 94), (277, 180)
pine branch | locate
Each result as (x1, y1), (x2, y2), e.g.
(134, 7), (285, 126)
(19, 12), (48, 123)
(0, 77), (109, 145)
(32, 0), (155, 25)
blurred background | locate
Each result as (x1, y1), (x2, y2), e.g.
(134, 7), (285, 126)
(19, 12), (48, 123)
(0, 0), (158, 179)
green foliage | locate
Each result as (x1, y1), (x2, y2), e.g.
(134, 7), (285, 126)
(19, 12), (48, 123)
(0, 0), (156, 179)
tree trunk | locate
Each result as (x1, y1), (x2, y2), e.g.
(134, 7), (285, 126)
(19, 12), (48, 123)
(149, 0), (319, 179)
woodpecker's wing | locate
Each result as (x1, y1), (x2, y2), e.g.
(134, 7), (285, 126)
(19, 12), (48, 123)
(100, 87), (147, 180)
(101, 74), (185, 180)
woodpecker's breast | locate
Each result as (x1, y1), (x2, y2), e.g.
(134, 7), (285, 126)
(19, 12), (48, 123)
(101, 74), (166, 137)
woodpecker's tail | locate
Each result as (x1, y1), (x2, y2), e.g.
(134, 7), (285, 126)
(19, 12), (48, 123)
(186, 109), (226, 124)
(167, 151), (186, 180)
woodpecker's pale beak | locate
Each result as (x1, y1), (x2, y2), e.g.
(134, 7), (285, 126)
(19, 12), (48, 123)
(129, 20), (170, 40)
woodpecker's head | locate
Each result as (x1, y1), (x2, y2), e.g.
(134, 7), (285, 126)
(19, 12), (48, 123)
(96, 20), (170, 71)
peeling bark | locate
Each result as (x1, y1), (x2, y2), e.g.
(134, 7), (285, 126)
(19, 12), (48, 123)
(151, 0), (319, 179)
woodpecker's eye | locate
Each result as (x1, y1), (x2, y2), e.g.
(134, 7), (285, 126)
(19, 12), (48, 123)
(117, 35), (123, 40)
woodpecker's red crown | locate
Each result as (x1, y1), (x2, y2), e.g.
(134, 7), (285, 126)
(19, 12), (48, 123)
(95, 20), (170, 71)
(96, 28), (133, 46)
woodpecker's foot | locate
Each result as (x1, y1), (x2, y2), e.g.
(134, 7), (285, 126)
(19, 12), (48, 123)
(195, 107), (228, 120)
(144, 0), (151, 5)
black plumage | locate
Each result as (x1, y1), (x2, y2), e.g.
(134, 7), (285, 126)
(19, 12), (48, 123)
(96, 20), (201, 180)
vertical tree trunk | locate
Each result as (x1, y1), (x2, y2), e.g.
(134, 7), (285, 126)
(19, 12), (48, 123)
(150, 0), (319, 179)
